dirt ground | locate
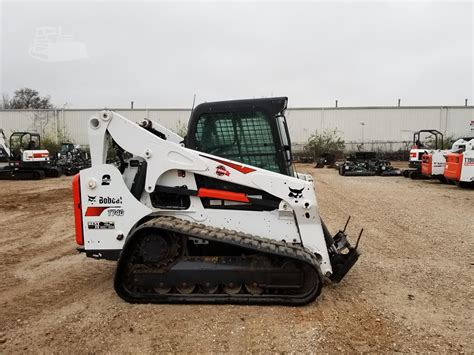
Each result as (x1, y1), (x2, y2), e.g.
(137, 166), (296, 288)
(0, 165), (472, 353)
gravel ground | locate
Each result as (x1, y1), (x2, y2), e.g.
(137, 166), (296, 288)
(0, 165), (472, 353)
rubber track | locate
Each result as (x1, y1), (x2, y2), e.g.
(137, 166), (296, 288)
(115, 215), (323, 305)
(0, 169), (45, 180)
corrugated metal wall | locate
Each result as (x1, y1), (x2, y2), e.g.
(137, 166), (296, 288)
(1, 106), (472, 151)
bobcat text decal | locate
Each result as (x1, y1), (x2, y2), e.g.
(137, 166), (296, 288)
(85, 195), (124, 217)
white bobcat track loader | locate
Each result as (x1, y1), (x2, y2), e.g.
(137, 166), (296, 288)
(73, 97), (360, 305)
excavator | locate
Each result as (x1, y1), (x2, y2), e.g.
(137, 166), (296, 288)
(73, 97), (361, 305)
(0, 131), (61, 180)
(0, 129), (11, 167)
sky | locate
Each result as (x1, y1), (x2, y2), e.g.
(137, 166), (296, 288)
(0, 0), (473, 108)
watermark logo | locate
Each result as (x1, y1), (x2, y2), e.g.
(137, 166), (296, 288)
(29, 26), (88, 62)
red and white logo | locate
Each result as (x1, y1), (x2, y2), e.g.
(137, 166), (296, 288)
(216, 165), (230, 177)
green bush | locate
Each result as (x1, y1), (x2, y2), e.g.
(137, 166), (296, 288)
(304, 129), (345, 158)
(41, 131), (72, 155)
(173, 120), (187, 138)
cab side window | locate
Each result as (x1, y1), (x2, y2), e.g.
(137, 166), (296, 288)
(195, 111), (283, 174)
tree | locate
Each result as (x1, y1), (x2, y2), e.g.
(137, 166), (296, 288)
(424, 134), (457, 149)
(7, 88), (54, 109)
(1, 94), (11, 109)
(173, 120), (187, 138)
(304, 128), (345, 158)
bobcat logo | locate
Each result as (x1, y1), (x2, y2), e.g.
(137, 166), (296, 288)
(88, 195), (96, 203)
(288, 187), (304, 199)
(216, 165), (230, 177)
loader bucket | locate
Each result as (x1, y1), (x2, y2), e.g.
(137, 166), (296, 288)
(321, 220), (361, 282)
(329, 248), (360, 283)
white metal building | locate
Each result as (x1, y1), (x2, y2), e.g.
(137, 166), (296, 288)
(0, 106), (472, 151)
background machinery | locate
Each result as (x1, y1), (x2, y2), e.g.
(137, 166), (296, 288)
(338, 152), (401, 176)
(403, 129), (444, 179)
(315, 153), (336, 169)
(53, 142), (91, 176)
(421, 149), (449, 183)
(0, 131), (61, 180)
(0, 129), (11, 167)
(444, 135), (474, 187)
(73, 97), (360, 305)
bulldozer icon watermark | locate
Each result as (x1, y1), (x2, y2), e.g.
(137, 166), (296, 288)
(29, 26), (88, 62)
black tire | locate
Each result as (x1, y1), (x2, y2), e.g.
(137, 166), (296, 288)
(457, 181), (473, 189)
(437, 176), (448, 184)
(409, 171), (421, 179)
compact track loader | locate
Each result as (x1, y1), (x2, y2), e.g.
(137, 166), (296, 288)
(421, 150), (449, 183)
(403, 129), (445, 179)
(444, 136), (474, 188)
(73, 97), (360, 305)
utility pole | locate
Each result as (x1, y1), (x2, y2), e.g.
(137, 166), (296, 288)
(191, 94), (196, 112)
